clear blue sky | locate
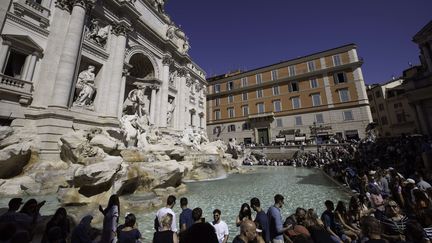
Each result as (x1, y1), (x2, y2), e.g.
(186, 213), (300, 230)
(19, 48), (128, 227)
(165, 0), (432, 84)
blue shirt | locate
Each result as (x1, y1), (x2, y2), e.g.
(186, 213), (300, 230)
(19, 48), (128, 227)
(267, 205), (284, 240)
(179, 208), (193, 230)
(255, 210), (270, 243)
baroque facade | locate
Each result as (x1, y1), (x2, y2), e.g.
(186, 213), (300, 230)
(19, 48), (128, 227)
(0, 0), (206, 160)
(206, 44), (372, 144)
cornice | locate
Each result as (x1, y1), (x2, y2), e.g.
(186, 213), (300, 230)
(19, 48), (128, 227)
(82, 39), (109, 60)
(6, 12), (49, 37)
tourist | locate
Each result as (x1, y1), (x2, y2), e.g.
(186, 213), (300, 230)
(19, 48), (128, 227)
(41, 207), (70, 243)
(99, 194), (120, 243)
(250, 197), (270, 243)
(420, 209), (432, 241)
(417, 174), (432, 191)
(180, 207), (218, 243)
(267, 194), (291, 243)
(15, 198), (45, 237)
(179, 197), (193, 232)
(0, 222), (16, 242)
(405, 221), (430, 243)
(284, 207), (311, 242)
(360, 216), (387, 243)
(303, 211), (335, 243)
(334, 201), (359, 241)
(320, 200), (349, 243)
(232, 219), (257, 243)
(153, 213), (178, 243)
(155, 195), (177, 232)
(0, 198), (23, 222)
(210, 209), (229, 243)
(380, 200), (408, 242)
(236, 203), (253, 227)
(71, 215), (94, 243)
(117, 213), (142, 243)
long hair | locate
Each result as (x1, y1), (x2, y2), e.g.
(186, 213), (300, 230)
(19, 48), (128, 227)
(104, 194), (120, 219)
(238, 203), (252, 221)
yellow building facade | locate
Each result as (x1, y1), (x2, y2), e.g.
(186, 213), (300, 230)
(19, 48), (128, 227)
(206, 44), (372, 144)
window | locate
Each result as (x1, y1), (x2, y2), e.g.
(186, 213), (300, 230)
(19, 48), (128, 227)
(333, 55), (342, 66)
(375, 91), (381, 98)
(242, 92), (248, 101)
(242, 123), (251, 130)
(396, 113), (406, 123)
(394, 103), (403, 109)
(242, 105), (249, 116)
(3, 49), (27, 79)
(295, 116), (303, 126)
(228, 95), (234, 103)
(257, 89), (263, 98)
(214, 110), (221, 120)
(215, 98), (220, 106)
(288, 65), (296, 76)
(310, 78), (318, 88)
(228, 124), (236, 132)
(338, 88), (350, 102)
(343, 110), (354, 121)
(315, 113), (324, 124)
(256, 74), (262, 84)
(257, 103), (265, 113)
(273, 100), (282, 112)
(311, 93), (321, 106)
(276, 118), (283, 127)
(272, 85), (280, 95)
(241, 77), (248, 87)
(271, 70), (278, 80)
(228, 107), (235, 118)
(291, 97), (301, 109)
(213, 126), (221, 135)
(307, 61), (316, 72)
(381, 116), (388, 125)
(227, 81), (234, 91)
(378, 103), (384, 111)
(214, 84), (221, 93)
(288, 81), (299, 92)
(334, 72), (347, 84)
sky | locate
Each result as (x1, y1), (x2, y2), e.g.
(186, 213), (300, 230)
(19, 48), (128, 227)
(165, 0), (432, 84)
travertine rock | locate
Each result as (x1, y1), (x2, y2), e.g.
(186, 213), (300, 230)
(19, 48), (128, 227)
(0, 143), (31, 179)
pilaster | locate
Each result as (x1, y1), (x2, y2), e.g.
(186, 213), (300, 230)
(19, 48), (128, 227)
(159, 55), (171, 127)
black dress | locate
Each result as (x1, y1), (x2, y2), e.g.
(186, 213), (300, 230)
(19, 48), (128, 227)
(153, 230), (174, 243)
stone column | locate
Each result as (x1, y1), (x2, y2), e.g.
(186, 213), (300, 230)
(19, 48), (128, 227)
(415, 103), (430, 135)
(105, 24), (129, 117)
(49, 0), (93, 108)
(421, 45), (432, 73)
(117, 69), (129, 119)
(0, 40), (11, 72)
(177, 69), (186, 130)
(23, 52), (39, 81)
(159, 55), (171, 127)
(149, 85), (159, 124)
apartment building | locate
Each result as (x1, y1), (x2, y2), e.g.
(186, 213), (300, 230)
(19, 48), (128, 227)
(367, 79), (418, 137)
(206, 44), (372, 144)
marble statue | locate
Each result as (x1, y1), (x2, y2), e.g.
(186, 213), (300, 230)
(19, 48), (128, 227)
(126, 83), (148, 117)
(166, 25), (176, 39)
(154, 0), (166, 13)
(169, 70), (177, 86)
(86, 19), (109, 47)
(74, 65), (96, 109)
(167, 97), (175, 126)
(182, 39), (190, 54)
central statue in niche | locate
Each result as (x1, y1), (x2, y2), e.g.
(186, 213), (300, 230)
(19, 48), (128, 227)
(121, 83), (163, 148)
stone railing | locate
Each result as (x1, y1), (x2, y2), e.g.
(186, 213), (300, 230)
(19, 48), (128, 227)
(13, 0), (50, 28)
(0, 74), (33, 104)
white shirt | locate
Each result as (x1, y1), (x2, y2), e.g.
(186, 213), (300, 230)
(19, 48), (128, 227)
(211, 220), (229, 243)
(156, 207), (177, 232)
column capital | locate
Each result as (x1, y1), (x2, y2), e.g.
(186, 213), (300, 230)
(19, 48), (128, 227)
(2, 40), (12, 46)
(185, 77), (194, 87)
(177, 68), (188, 77)
(162, 55), (173, 66)
(55, 0), (95, 11)
(112, 23), (131, 36)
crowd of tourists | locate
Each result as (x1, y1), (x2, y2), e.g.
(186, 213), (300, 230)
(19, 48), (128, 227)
(2, 187), (432, 243)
